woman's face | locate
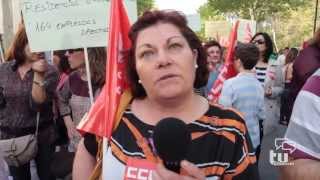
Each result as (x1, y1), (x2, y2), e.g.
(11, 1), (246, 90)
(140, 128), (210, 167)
(66, 49), (85, 69)
(252, 35), (267, 54)
(24, 44), (45, 62)
(134, 22), (198, 100)
(206, 46), (221, 65)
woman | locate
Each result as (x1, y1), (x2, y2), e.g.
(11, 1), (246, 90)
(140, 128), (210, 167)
(251, 32), (274, 84)
(288, 28), (320, 124)
(279, 48), (298, 125)
(52, 50), (73, 146)
(0, 24), (58, 180)
(251, 33), (284, 152)
(73, 10), (259, 180)
(58, 47), (106, 150)
(204, 40), (224, 96)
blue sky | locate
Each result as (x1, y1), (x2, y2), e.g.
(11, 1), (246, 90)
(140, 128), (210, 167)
(154, 0), (207, 15)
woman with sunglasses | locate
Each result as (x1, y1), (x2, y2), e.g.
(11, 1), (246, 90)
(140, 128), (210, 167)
(250, 32), (284, 158)
(57, 47), (106, 152)
(251, 33), (274, 84)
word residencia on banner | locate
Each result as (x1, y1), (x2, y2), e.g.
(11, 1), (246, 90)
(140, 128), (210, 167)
(23, 0), (109, 13)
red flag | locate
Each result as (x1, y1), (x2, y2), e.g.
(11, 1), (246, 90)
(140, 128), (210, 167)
(208, 21), (240, 102)
(78, 0), (132, 138)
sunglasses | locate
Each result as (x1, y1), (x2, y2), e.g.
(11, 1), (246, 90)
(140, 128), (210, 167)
(67, 48), (83, 54)
(252, 40), (265, 45)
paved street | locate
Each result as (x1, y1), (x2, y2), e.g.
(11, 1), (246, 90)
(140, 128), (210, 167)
(259, 120), (287, 180)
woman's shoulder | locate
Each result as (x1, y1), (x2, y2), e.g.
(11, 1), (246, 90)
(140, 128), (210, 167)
(0, 60), (15, 71)
(206, 103), (245, 124)
(67, 71), (86, 86)
(196, 103), (249, 137)
(68, 71), (81, 79)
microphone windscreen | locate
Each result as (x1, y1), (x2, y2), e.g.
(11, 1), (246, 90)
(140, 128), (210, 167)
(153, 117), (191, 173)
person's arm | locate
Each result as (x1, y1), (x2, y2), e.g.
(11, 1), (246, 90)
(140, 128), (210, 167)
(257, 94), (265, 121)
(32, 71), (46, 103)
(224, 124), (259, 180)
(281, 71), (320, 179)
(266, 65), (284, 98)
(30, 60), (59, 109)
(73, 138), (97, 180)
(31, 59), (48, 103)
(287, 63), (293, 82)
(57, 78), (79, 139)
(280, 159), (320, 180)
(64, 115), (80, 139)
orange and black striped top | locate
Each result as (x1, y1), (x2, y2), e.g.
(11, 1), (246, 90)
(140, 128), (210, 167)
(87, 104), (259, 180)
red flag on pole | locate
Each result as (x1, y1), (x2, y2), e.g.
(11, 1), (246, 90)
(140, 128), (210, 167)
(208, 20), (240, 102)
(78, 0), (132, 138)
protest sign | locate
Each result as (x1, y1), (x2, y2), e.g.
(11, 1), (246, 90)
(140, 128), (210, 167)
(21, 0), (137, 52)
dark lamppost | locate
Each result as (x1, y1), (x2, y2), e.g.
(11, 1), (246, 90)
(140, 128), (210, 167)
(314, 0), (319, 34)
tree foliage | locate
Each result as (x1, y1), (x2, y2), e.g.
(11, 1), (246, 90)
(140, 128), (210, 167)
(203, 0), (306, 22)
(137, 0), (155, 16)
(272, 1), (314, 49)
(199, 0), (316, 49)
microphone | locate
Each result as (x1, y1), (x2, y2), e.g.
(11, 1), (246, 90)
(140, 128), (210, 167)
(153, 117), (191, 173)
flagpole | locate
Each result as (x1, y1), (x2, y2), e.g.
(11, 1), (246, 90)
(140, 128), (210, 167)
(50, 50), (54, 65)
(314, 0), (319, 34)
(0, 35), (4, 63)
(84, 47), (94, 105)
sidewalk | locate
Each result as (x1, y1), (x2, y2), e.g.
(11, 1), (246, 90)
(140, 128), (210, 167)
(259, 122), (287, 180)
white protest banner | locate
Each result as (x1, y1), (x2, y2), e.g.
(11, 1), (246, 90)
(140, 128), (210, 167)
(0, 2), (3, 34)
(205, 19), (256, 44)
(237, 19), (256, 43)
(21, 0), (137, 52)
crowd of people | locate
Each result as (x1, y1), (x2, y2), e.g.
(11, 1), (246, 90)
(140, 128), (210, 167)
(0, 9), (319, 180)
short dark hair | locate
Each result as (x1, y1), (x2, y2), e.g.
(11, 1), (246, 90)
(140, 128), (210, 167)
(126, 10), (208, 98)
(250, 32), (274, 63)
(235, 43), (259, 70)
(204, 40), (222, 52)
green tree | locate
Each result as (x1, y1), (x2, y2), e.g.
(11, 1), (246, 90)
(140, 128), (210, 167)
(198, 0), (315, 49)
(272, 1), (314, 49)
(203, 0), (306, 22)
(137, 0), (155, 16)
(198, 4), (225, 41)
(198, 4), (224, 21)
